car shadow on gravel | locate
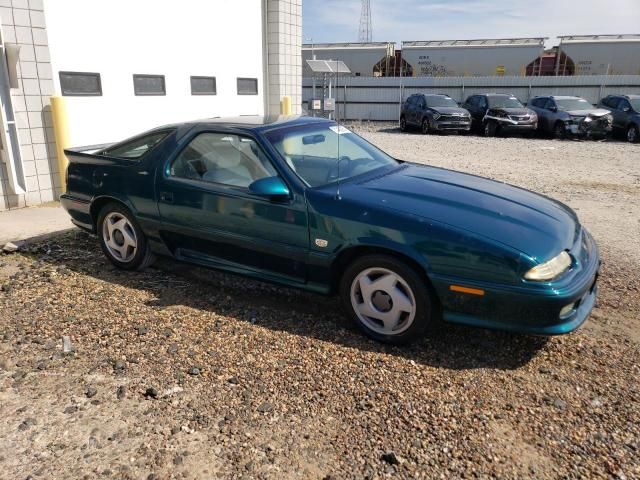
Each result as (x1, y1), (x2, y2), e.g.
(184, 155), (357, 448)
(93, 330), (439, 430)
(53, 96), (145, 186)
(30, 231), (549, 371)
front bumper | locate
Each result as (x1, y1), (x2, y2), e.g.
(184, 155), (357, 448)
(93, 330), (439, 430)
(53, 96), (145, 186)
(431, 228), (600, 335)
(497, 118), (538, 132)
(433, 119), (471, 131)
(499, 122), (537, 132)
(565, 120), (612, 137)
(485, 114), (537, 132)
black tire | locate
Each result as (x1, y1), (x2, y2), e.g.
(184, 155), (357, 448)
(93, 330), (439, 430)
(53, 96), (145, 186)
(421, 118), (431, 135)
(97, 202), (155, 271)
(554, 121), (566, 140)
(400, 116), (407, 132)
(484, 120), (498, 137)
(627, 124), (640, 143)
(339, 254), (434, 345)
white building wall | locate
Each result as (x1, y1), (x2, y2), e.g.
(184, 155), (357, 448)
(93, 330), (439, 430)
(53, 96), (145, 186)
(265, 0), (302, 115)
(0, 0), (55, 210)
(0, 0), (302, 211)
(45, 0), (266, 147)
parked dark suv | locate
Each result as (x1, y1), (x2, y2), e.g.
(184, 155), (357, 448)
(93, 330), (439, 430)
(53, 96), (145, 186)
(400, 94), (471, 134)
(528, 95), (613, 140)
(462, 93), (537, 137)
(598, 94), (640, 143)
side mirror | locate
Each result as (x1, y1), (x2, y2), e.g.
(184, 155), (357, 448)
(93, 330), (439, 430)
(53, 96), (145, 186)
(622, 107), (631, 112)
(549, 106), (558, 112)
(249, 176), (290, 201)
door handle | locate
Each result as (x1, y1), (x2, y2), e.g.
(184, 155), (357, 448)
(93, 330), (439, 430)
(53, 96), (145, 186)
(160, 191), (173, 203)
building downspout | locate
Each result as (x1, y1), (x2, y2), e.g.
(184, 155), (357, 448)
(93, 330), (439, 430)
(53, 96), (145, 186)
(261, 0), (270, 116)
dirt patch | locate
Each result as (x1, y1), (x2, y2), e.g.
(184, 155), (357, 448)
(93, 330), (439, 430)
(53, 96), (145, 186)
(1, 128), (639, 478)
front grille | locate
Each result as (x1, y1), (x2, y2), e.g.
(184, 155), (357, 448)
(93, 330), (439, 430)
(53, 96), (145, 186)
(509, 115), (530, 122)
(439, 114), (470, 122)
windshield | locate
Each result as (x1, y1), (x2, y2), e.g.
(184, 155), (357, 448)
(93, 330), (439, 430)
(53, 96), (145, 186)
(265, 123), (399, 187)
(629, 98), (640, 111)
(488, 96), (523, 108)
(556, 98), (592, 111)
(426, 96), (458, 108)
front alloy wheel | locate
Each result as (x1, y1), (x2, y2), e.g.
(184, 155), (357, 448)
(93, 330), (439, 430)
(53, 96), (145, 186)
(554, 122), (566, 140)
(351, 267), (416, 336)
(340, 255), (433, 344)
(627, 124), (639, 143)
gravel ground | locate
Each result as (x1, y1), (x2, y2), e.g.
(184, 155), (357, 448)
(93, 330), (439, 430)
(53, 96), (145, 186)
(1, 125), (639, 479)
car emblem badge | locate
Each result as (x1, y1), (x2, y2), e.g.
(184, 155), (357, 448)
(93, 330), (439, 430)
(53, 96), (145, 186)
(315, 238), (328, 248)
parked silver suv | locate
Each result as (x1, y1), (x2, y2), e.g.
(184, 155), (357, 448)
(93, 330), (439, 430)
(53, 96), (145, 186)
(528, 96), (613, 139)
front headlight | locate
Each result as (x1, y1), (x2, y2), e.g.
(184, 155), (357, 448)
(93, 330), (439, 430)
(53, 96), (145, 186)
(432, 112), (441, 120)
(524, 251), (572, 281)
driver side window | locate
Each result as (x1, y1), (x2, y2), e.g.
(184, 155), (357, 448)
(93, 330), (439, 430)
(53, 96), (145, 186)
(618, 100), (630, 111)
(170, 133), (277, 188)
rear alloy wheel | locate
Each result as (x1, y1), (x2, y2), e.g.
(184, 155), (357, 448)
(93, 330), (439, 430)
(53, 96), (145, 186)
(400, 116), (407, 132)
(484, 121), (498, 137)
(340, 255), (433, 344)
(554, 121), (566, 140)
(97, 203), (155, 270)
(627, 124), (639, 143)
(421, 118), (431, 135)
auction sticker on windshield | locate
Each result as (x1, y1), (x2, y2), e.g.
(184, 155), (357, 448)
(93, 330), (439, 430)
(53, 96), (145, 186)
(330, 125), (351, 135)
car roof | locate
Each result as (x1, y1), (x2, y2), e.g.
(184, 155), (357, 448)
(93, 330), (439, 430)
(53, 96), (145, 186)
(609, 94), (640, 99)
(532, 95), (585, 100)
(154, 115), (333, 133)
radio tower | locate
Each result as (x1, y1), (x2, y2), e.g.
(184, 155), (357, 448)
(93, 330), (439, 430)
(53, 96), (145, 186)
(358, 0), (372, 42)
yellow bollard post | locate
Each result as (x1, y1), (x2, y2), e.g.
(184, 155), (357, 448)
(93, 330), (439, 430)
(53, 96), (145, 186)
(50, 96), (70, 193)
(281, 96), (292, 115)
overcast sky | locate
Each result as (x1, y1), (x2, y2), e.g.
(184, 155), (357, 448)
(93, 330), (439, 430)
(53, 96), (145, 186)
(302, 0), (640, 48)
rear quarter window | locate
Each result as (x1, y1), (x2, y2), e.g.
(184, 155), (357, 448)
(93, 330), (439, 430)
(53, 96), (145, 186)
(101, 130), (172, 160)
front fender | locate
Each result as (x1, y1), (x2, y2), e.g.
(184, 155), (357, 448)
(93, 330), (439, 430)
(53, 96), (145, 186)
(335, 237), (433, 274)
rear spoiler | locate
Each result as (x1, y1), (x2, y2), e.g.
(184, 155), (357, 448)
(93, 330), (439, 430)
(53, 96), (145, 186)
(64, 143), (116, 155)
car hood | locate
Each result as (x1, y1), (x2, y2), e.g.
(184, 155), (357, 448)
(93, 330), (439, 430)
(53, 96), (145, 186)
(345, 163), (579, 260)
(431, 106), (469, 115)
(488, 107), (532, 116)
(565, 108), (610, 117)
